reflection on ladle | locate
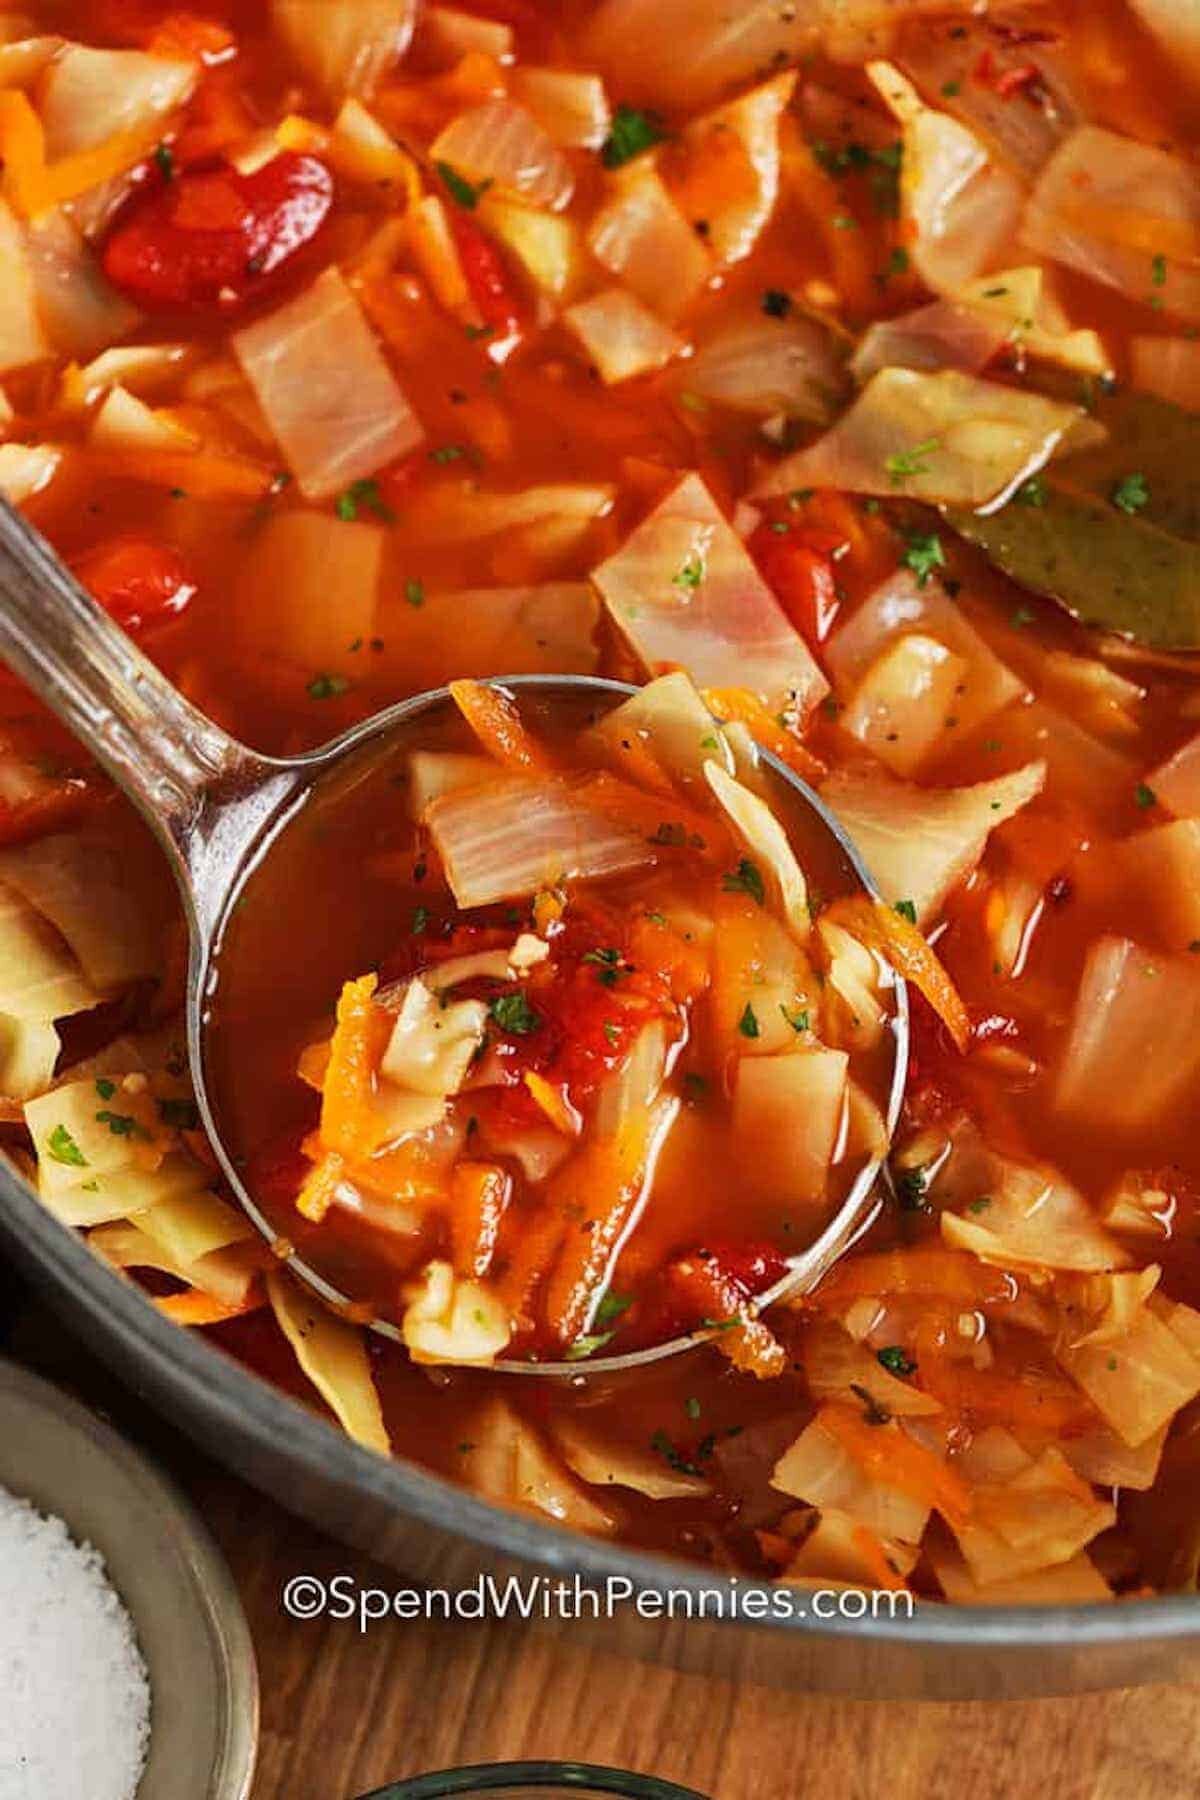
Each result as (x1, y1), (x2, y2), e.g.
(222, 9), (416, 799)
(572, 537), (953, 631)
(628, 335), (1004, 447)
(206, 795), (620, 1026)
(0, 499), (907, 1375)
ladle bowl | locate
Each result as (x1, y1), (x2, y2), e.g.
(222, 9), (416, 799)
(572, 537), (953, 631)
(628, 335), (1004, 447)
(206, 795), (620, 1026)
(0, 499), (907, 1375)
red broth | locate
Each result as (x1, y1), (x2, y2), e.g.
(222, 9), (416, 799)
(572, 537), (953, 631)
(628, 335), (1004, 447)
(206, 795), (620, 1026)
(4, 0), (1200, 1598)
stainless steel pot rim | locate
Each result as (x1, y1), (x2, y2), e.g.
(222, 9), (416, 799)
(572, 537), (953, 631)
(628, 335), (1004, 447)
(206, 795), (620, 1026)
(360, 1762), (710, 1797)
(7, 1155), (1198, 1651)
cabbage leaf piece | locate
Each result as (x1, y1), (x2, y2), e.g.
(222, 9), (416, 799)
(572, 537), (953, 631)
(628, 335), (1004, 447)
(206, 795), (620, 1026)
(945, 392), (1200, 649)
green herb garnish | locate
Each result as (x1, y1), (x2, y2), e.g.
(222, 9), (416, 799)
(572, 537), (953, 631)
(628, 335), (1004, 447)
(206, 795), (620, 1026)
(489, 991), (540, 1035)
(436, 160), (489, 209)
(47, 1124), (87, 1168)
(876, 1346), (917, 1377)
(601, 105), (665, 169)
(902, 531), (946, 588)
(738, 1002), (760, 1040)
(723, 858), (765, 905)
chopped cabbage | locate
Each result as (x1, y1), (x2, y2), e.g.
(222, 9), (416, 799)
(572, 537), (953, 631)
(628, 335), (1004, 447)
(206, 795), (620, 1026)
(266, 1271), (390, 1453)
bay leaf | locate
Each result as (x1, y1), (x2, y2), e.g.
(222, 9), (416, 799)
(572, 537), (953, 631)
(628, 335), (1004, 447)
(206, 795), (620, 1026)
(944, 392), (1200, 649)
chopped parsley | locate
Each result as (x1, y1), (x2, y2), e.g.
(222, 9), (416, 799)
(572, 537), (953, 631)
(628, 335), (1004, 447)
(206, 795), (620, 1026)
(306, 672), (350, 700)
(896, 1164), (929, 1212)
(565, 1333), (614, 1361)
(411, 904), (430, 935)
(902, 531), (945, 589)
(335, 477), (394, 522)
(1135, 782), (1157, 810)
(722, 857), (766, 905)
(1015, 476), (1048, 507)
(761, 288), (792, 318)
(601, 104), (665, 169)
(488, 991), (540, 1035)
(885, 436), (940, 487)
(649, 1429), (702, 1476)
(685, 1396), (702, 1420)
(880, 245), (910, 282)
(95, 1109), (148, 1140)
(405, 578), (425, 607)
(153, 142), (175, 182)
(738, 1002), (760, 1040)
(583, 946), (624, 987)
(673, 553), (706, 590)
(894, 898), (918, 924)
(596, 1291), (633, 1326)
(1111, 471), (1150, 515)
(94, 1078), (117, 1101)
(47, 1124), (87, 1168)
(436, 160), (490, 209)
(157, 1097), (200, 1131)
(1152, 252), (1168, 288)
(780, 1005), (809, 1034)
(876, 1345), (917, 1377)
(429, 443), (468, 465)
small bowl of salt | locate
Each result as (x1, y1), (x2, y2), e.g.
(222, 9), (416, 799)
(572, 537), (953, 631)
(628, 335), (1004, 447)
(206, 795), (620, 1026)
(0, 1354), (258, 1800)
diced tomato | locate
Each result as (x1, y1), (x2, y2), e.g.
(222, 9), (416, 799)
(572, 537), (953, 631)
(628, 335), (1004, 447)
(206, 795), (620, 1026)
(748, 523), (841, 645)
(449, 211), (522, 338)
(70, 535), (196, 634)
(692, 1241), (790, 1299)
(101, 151), (334, 310)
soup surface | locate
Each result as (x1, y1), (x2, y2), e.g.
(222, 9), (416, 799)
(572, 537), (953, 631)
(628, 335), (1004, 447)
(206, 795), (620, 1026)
(5, 0), (1200, 1602)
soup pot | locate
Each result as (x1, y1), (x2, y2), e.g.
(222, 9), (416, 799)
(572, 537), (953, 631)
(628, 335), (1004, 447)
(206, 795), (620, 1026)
(3, 1154), (1199, 1702)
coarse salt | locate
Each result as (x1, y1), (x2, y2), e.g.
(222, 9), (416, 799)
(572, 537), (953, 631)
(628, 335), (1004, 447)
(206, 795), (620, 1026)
(0, 1485), (151, 1800)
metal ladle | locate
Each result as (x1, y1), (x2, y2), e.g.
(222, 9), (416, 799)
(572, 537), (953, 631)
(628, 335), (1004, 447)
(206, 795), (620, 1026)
(0, 500), (907, 1376)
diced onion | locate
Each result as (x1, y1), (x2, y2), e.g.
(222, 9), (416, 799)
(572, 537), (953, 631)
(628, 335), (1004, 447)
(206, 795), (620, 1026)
(689, 310), (847, 418)
(270, 0), (417, 100)
(563, 287), (682, 385)
(38, 44), (197, 157)
(24, 206), (138, 359)
(233, 267), (424, 500)
(432, 99), (575, 212)
(510, 67), (611, 149)
(0, 195), (49, 373)
(588, 164), (712, 321)
(0, 441), (60, 503)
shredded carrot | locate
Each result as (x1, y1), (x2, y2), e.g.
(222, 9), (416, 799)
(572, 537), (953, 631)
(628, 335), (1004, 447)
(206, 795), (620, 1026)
(319, 973), (391, 1158)
(448, 1160), (512, 1279)
(823, 1402), (972, 1529)
(599, 724), (678, 799)
(780, 116), (875, 318)
(157, 1285), (266, 1327)
(493, 1202), (567, 1326)
(668, 1253), (787, 1379)
(295, 1148), (346, 1223)
(542, 1110), (658, 1348)
(822, 895), (971, 1053)
(532, 887), (565, 934)
(582, 771), (729, 863)
(523, 1070), (581, 1137)
(0, 89), (169, 215)
(701, 686), (827, 784)
(916, 1352), (1092, 1436)
(297, 1039), (331, 1092)
(449, 678), (552, 770)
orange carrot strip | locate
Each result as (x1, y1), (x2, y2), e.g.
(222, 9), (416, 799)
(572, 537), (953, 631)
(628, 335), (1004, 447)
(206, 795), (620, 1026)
(449, 678), (552, 770)
(668, 1252), (787, 1379)
(701, 686), (827, 784)
(822, 895), (971, 1053)
(581, 771), (729, 863)
(598, 725), (679, 799)
(493, 1202), (568, 1327)
(628, 910), (710, 1005)
(822, 1403), (972, 1529)
(319, 973), (391, 1158)
(157, 1285), (266, 1327)
(0, 91), (48, 215)
(542, 1111), (661, 1348)
(295, 1149), (346, 1223)
(523, 1071), (581, 1137)
(781, 117), (875, 317)
(448, 1161), (512, 1280)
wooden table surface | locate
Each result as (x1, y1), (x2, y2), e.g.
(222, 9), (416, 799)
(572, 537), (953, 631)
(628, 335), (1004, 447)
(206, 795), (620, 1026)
(7, 1289), (1200, 1800)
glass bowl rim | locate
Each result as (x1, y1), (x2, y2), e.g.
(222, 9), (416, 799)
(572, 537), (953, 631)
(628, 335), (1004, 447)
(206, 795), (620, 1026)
(360, 1762), (710, 1798)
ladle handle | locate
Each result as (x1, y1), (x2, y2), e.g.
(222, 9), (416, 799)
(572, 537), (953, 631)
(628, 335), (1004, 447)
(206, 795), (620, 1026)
(0, 501), (270, 894)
